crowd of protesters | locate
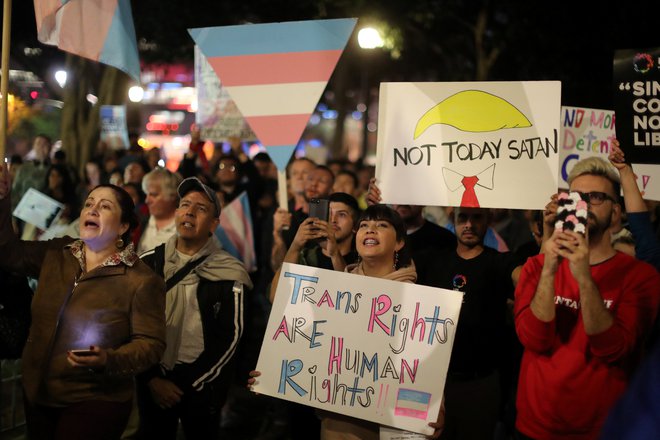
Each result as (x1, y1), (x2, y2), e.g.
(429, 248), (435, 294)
(2, 128), (660, 440)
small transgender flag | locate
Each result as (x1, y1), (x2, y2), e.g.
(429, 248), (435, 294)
(34, 0), (141, 82)
(394, 388), (432, 420)
(215, 191), (257, 273)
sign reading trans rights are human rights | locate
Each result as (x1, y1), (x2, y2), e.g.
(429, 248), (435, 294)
(375, 81), (561, 210)
(252, 263), (463, 435)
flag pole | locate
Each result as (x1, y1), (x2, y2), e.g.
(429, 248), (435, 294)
(0, 0), (12, 160)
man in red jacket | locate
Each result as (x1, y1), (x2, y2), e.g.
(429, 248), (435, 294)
(514, 157), (660, 440)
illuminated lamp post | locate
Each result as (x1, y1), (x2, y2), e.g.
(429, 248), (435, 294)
(357, 26), (384, 159)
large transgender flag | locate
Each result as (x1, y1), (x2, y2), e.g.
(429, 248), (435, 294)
(34, 0), (141, 82)
(189, 19), (357, 170)
(215, 192), (257, 273)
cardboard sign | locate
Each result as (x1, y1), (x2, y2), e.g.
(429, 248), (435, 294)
(375, 82), (561, 209)
(253, 263), (463, 435)
(613, 47), (660, 165)
(194, 46), (257, 142)
(13, 188), (65, 230)
(560, 106), (660, 200)
(100, 105), (130, 149)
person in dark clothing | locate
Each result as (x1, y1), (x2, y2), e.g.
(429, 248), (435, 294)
(423, 208), (522, 440)
(136, 177), (252, 440)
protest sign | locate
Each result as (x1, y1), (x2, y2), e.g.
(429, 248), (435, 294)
(560, 106), (660, 200)
(194, 46), (257, 142)
(375, 82), (561, 210)
(253, 263), (462, 435)
(613, 47), (660, 165)
(13, 188), (64, 230)
(100, 105), (130, 149)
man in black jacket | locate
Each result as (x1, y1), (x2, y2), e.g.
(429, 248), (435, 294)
(136, 177), (253, 440)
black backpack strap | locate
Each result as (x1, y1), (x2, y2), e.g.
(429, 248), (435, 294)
(165, 254), (210, 292)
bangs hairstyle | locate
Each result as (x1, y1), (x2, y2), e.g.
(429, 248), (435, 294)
(567, 157), (621, 201)
(358, 204), (412, 269)
(92, 184), (139, 247)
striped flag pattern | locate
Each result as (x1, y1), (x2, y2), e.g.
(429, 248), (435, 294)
(34, 0), (141, 82)
(188, 19), (357, 170)
(394, 388), (432, 420)
(215, 191), (257, 272)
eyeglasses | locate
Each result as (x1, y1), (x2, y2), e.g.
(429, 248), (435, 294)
(219, 163), (236, 172)
(577, 191), (617, 206)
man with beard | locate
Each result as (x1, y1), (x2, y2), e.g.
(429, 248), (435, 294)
(514, 157), (660, 439)
(423, 207), (522, 440)
(270, 165), (334, 271)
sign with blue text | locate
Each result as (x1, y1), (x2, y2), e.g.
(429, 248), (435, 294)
(375, 82), (561, 209)
(253, 263), (462, 435)
(560, 106), (660, 200)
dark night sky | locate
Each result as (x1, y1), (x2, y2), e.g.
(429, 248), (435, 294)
(3, 1), (659, 111)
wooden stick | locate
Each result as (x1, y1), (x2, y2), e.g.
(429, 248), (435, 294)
(0, 0), (12, 160)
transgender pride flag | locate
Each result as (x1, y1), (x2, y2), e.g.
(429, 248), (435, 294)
(189, 19), (356, 170)
(34, 0), (141, 82)
(394, 388), (432, 420)
(215, 191), (257, 273)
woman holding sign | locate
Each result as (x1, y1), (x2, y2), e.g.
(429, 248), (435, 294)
(251, 204), (444, 439)
(321, 204), (443, 439)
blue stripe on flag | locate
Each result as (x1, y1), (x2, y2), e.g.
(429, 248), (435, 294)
(100, 0), (141, 82)
(266, 145), (298, 171)
(188, 18), (356, 57)
(397, 389), (431, 404)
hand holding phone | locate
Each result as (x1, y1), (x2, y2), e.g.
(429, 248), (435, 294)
(70, 349), (95, 357)
(554, 192), (589, 234)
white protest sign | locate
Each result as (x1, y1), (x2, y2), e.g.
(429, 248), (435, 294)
(253, 263), (463, 435)
(376, 82), (560, 209)
(560, 106), (660, 200)
(13, 188), (64, 230)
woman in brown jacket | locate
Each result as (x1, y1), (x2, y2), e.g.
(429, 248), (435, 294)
(0, 164), (166, 440)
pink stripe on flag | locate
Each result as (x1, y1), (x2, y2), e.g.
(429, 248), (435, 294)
(244, 114), (311, 147)
(59, 0), (115, 60)
(208, 50), (344, 86)
(394, 407), (429, 420)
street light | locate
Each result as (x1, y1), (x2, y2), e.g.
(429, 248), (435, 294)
(357, 26), (384, 159)
(128, 86), (144, 102)
(358, 27), (384, 50)
(54, 70), (67, 88)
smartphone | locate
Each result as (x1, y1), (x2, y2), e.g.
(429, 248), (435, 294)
(70, 349), (95, 357)
(555, 192), (589, 234)
(308, 198), (329, 242)
(308, 198), (329, 222)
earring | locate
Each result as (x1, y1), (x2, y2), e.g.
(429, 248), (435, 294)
(393, 251), (399, 270)
(115, 237), (124, 249)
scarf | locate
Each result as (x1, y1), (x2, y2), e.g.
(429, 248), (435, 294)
(161, 235), (252, 369)
(345, 261), (417, 284)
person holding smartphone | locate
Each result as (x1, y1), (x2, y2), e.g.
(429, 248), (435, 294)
(0, 163), (166, 440)
(514, 157), (660, 439)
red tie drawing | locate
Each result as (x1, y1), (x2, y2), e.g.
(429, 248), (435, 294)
(442, 164), (496, 208)
(460, 175), (480, 207)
